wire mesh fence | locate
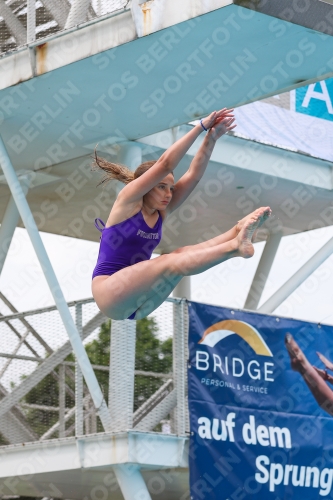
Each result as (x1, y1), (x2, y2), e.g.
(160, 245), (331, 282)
(0, 296), (188, 446)
(0, 0), (130, 55)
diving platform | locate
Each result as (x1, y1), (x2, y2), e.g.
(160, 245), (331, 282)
(0, 431), (189, 500)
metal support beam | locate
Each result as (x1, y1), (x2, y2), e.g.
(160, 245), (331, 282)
(26, 0), (36, 43)
(59, 365), (65, 438)
(90, 402), (97, 433)
(41, 408), (74, 441)
(0, 384), (37, 444)
(41, 0), (70, 30)
(0, 292), (52, 354)
(117, 141), (142, 170)
(75, 303), (84, 436)
(0, 187), (28, 277)
(109, 320), (136, 431)
(133, 379), (173, 428)
(183, 304), (190, 434)
(64, 0), (91, 29)
(0, 313), (40, 357)
(68, 396), (96, 437)
(113, 465), (152, 500)
(134, 389), (176, 432)
(86, 396), (97, 434)
(0, 0), (26, 46)
(244, 230), (283, 310)
(258, 235), (333, 314)
(0, 136), (111, 431)
(0, 409), (36, 444)
(115, 142), (143, 194)
(173, 300), (186, 435)
(173, 276), (191, 300)
(0, 327), (30, 380)
(40, 394), (91, 440)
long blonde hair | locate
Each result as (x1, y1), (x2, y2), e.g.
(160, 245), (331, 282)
(92, 149), (157, 186)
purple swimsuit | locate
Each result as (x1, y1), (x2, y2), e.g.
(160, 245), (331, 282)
(92, 210), (162, 279)
(92, 210), (163, 320)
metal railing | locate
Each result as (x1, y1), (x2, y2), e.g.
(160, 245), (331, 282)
(0, 295), (188, 446)
(0, 0), (129, 55)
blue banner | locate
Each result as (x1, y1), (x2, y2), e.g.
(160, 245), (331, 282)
(188, 301), (333, 499)
(295, 78), (333, 122)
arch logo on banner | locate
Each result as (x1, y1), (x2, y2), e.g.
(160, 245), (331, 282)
(199, 320), (273, 356)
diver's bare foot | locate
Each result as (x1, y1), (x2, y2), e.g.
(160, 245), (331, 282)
(285, 333), (311, 374)
(236, 207), (272, 234)
(236, 217), (260, 259)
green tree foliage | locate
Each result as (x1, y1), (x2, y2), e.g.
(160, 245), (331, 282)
(21, 317), (172, 437)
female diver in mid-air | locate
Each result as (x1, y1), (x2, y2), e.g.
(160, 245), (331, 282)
(92, 108), (271, 320)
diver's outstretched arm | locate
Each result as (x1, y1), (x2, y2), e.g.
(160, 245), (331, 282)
(119, 109), (226, 204)
(166, 110), (236, 214)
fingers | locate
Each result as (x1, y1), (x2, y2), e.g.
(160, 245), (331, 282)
(215, 114), (235, 123)
(211, 108), (235, 122)
(217, 107), (233, 115)
(204, 108), (237, 136)
(214, 117), (236, 131)
(216, 116), (235, 125)
(224, 117), (236, 126)
(215, 108), (227, 117)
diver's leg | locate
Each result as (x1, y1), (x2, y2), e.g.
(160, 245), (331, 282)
(92, 216), (260, 320)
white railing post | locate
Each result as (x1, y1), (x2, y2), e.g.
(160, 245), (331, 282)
(59, 364), (65, 437)
(27, 0), (36, 43)
(109, 320), (136, 431)
(64, 0), (91, 29)
(75, 303), (84, 436)
(90, 399), (97, 434)
(0, 0), (26, 46)
(183, 301), (190, 434)
(173, 300), (186, 435)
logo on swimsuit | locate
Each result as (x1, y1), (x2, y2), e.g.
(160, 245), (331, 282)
(199, 320), (272, 356)
(137, 229), (159, 239)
